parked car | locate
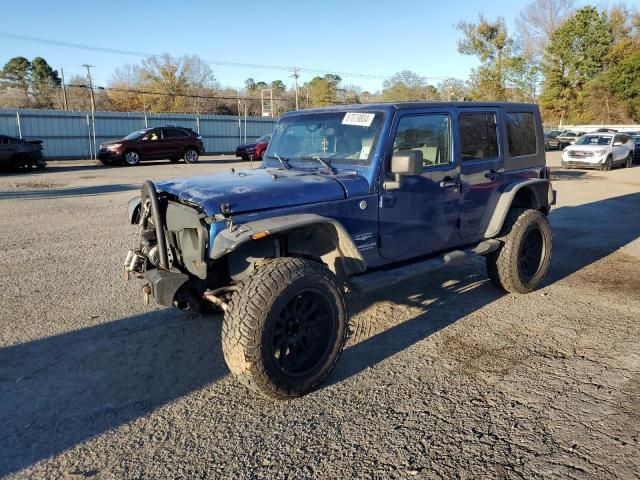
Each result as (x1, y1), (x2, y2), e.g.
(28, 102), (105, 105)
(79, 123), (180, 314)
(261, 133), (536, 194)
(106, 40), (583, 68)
(235, 134), (271, 161)
(561, 132), (635, 170)
(124, 102), (555, 399)
(556, 130), (585, 149)
(0, 135), (46, 171)
(544, 133), (560, 150)
(548, 130), (563, 138)
(98, 127), (204, 166)
(594, 128), (618, 133)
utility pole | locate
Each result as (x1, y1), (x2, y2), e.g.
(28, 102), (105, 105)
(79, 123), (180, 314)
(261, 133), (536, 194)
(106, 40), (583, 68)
(82, 64), (96, 160)
(82, 64), (96, 112)
(60, 68), (69, 111)
(290, 67), (300, 110)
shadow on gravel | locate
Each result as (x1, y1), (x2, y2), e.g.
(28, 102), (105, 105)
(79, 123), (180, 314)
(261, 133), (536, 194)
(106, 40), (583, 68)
(332, 191), (640, 385)
(0, 183), (139, 199)
(546, 191), (640, 283)
(1, 193), (638, 476)
(0, 310), (225, 477)
(550, 169), (591, 181)
(333, 271), (500, 385)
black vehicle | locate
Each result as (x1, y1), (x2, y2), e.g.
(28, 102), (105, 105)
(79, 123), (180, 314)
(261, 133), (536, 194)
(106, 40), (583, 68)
(98, 127), (204, 166)
(0, 135), (46, 171)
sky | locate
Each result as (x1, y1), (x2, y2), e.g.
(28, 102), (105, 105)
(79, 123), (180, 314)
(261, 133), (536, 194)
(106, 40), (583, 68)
(0, 0), (598, 92)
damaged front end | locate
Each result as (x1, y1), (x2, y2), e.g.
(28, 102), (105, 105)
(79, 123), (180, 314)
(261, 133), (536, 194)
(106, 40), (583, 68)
(124, 180), (225, 310)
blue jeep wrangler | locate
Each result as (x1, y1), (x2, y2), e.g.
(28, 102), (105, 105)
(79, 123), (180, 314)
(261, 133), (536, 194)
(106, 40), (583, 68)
(125, 102), (555, 398)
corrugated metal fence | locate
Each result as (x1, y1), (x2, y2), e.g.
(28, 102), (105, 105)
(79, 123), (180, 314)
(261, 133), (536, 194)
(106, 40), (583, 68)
(0, 109), (277, 159)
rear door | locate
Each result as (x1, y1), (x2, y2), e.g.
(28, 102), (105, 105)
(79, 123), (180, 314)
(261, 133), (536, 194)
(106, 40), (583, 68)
(613, 134), (630, 163)
(457, 109), (503, 239)
(378, 107), (461, 260)
(162, 128), (188, 157)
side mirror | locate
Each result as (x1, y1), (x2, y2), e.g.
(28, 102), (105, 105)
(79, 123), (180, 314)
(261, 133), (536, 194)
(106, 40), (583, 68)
(384, 150), (423, 190)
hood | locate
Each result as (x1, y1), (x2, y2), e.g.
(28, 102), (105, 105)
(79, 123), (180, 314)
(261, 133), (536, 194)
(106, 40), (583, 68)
(236, 142), (257, 150)
(565, 144), (610, 152)
(156, 168), (361, 216)
(102, 140), (124, 146)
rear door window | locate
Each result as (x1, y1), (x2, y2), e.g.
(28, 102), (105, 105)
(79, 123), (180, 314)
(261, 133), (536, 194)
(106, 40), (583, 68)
(459, 113), (498, 161)
(506, 112), (537, 157)
(164, 128), (189, 138)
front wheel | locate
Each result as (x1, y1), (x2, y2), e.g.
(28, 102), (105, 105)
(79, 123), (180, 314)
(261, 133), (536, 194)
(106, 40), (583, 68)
(601, 155), (613, 171)
(124, 150), (141, 166)
(486, 208), (552, 294)
(184, 148), (199, 164)
(625, 153), (633, 168)
(222, 257), (347, 399)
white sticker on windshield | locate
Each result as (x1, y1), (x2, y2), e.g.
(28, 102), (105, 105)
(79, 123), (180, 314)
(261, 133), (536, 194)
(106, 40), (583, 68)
(342, 112), (375, 127)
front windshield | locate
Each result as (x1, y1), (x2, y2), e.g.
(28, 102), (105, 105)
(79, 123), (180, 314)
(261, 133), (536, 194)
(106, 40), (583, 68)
(123, 129), (148, 141)
(575, 135), (612, 146)
(265, 111), (385, 168)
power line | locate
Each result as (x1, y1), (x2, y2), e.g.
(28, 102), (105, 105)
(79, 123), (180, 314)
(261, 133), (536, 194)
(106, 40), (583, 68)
(66, 82), (355, 105)
(0, 31), (450, 82)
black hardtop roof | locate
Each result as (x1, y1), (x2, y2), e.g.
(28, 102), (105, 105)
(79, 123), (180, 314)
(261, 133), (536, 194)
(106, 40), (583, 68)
(281, 101), (539, 116)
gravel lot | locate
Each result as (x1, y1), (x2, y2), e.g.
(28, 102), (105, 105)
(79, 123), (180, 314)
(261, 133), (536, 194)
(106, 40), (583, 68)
(1, 152), (639, 479)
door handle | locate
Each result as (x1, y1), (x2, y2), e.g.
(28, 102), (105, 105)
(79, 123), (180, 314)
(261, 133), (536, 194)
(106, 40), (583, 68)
(485, 169), (501, 180)
(439, 176), (460, 189)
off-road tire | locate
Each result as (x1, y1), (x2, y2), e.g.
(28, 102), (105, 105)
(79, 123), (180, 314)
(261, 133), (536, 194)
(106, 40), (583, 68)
(486, 208), (552, 294)
(222, 257), (347, 399)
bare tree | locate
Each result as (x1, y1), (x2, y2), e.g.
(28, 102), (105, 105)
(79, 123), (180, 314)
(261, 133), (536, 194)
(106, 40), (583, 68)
(516, 0), (575, 59)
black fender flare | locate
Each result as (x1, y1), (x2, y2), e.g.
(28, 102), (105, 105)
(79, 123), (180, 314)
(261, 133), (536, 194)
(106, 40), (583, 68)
(484, 179), (554, 238)
(210, 214), (367, 278)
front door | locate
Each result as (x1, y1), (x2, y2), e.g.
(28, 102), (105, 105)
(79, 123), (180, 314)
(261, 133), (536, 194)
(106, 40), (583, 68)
(140, 129), (165, 158)
(457, 110), (502, 239)
(378, 109), (461, 261)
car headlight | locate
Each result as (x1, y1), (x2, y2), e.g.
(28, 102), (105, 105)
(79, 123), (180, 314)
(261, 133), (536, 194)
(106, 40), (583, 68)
(591, 149), (606, 156)
(108, 143), (122, 149)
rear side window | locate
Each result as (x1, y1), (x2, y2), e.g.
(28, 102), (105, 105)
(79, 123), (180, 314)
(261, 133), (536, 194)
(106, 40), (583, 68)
(506, 112), (537, 157)
(164, 128), (189, 138)
(459, 113), (498, 161)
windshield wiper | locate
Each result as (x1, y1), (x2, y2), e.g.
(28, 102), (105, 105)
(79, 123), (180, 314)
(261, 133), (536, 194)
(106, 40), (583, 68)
(267, 154), (291, 170)
(300, 156), (338, 175)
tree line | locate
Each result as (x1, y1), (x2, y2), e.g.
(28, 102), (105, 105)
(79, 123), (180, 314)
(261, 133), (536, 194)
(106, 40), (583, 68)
(0, 0), (638, 123)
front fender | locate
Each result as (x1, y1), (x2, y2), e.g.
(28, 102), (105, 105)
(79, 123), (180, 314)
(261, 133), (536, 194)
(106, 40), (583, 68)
(484, 179), (554, 238)
(210, 213), (366, 277)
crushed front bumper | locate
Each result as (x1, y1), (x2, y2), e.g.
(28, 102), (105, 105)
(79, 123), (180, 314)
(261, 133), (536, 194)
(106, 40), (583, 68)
(143, 269), (189, 307)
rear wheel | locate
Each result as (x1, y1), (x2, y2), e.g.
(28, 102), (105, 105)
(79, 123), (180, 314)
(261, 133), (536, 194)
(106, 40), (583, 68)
(184, 148), (199, 164)
(124, 150), (141, 166)
(222, 257), (347, 399)
(486, 208), (552, 294)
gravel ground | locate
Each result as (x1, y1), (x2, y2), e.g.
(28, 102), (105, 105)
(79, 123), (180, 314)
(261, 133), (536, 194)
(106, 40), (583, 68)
(1, 152), (639, 479)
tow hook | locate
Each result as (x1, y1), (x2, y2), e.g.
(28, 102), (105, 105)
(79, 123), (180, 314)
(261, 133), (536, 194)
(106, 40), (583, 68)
(142, 284), (151, 305)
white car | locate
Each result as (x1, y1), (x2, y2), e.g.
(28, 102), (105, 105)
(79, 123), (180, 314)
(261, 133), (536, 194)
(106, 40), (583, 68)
(561, 133), (635, 170)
